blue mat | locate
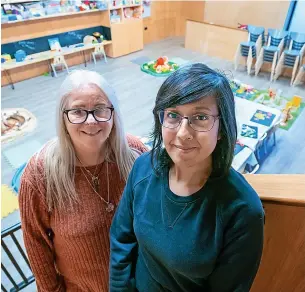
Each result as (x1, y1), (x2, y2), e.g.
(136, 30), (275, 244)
(11, 163), (27, 193)
(130, 56), (151, 65)
(2, 140), (43, 169)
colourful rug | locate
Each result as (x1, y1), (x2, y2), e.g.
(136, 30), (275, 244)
(1, 185), (19, 218)
(1, 108), (37, 144)
(230, 80), (304, 130)
(141, 56), (179, 77)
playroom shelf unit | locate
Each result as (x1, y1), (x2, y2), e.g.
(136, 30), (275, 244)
(1, 1), (143, 59)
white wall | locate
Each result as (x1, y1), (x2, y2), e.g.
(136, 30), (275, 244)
(289, 0), (305, 33)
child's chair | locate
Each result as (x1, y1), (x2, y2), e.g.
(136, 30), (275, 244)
(234, 25), (265, 75)
(274, 32), (305, 85)
(255, 29), (288, 81)
(92, 43), (107, 65)
(51, 55), (69, 77)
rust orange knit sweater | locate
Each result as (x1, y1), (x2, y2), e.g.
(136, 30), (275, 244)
(19, 135), (148, 292)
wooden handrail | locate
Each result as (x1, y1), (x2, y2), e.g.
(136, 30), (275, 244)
(244, 174), (305, 206)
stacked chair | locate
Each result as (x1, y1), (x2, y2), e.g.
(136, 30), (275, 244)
(255, 29), (288, 81)
(234, 25), (265, 75)
(274, 32), (305, 85)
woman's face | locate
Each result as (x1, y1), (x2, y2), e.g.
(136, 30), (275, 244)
(64, 84), (114, 155)
(162, 95), (220, 168)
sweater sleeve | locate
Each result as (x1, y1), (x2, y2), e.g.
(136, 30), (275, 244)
(109, 163), (137, 292)
(207, 205), (264, 292)
(19, 160), (65, 292)
(126, 134), (149, 154)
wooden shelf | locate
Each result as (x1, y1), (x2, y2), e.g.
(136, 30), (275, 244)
(1, 9), (108, 26)
(1, 0), (40, 3)
(1, 1), (143, 85)
(109, 4), (141, 10)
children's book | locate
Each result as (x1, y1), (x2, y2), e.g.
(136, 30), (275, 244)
(48, 38), (61, 52)
(241, 124), (258, 139)
(250, 110), (275, 127)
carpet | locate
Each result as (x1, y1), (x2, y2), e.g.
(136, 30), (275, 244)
(230, 80), (304, 130)
(1, 185), (19, 219)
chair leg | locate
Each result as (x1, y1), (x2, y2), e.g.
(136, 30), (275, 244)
(64, 62), (70, 74)
(274, 53), (284, 81)
(51, 64), (57, 78)
(92, 53), (97, 65)
(270, 52), (278, 82)
(291, 56), (300, 86)
(234, 45), (241, 71)
(255, 148), (260, 163)
(293, 67), (305, 86)
(263, 138), (268, 155)
(255, 49), (264, 76)
(247, 47), (253, 75)
(103, 51), (107, 63)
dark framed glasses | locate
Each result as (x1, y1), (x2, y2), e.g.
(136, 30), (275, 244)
(158, 110), (220, 132)
(63, 107), (114, 124)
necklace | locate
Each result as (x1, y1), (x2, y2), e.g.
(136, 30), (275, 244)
(77, 157), (103, 193)
(80, 161), (114, 213)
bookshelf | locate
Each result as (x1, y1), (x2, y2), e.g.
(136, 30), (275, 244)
(1, 1), (143, 56)
(1, 1), (143, 86)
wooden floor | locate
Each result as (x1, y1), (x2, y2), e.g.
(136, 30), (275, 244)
(1, 36), (305, 292)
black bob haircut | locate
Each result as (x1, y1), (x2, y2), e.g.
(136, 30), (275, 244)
(150, 63), (237, 178)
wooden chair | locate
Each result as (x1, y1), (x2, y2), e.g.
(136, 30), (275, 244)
(274, 32), (305, 85)
(255, 29), (288, 81)
(51, 55), (69, 77)
(234, 25), (265, 75)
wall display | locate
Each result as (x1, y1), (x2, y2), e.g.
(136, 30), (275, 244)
(1, 26), (111, 58)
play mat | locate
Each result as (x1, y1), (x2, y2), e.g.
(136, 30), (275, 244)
(230, 80), (304, 130)
(1, 108), (37, 143)
(141, 56), (179, 77)
(1, 184), (19, 219)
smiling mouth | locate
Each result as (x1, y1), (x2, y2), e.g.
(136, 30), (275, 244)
(82, 129), (102, 136)
(174, 145), (196, 151)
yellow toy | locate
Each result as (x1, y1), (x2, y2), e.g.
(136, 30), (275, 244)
(291, 95), (302, 108)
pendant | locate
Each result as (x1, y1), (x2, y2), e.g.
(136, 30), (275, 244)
(92, 176), (99, 193)
(106, 202), (114, 213)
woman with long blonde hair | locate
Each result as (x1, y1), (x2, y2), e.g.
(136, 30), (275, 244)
(19, 70), (147, 291)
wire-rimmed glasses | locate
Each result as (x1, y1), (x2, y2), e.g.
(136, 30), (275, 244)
(158, 110), (220, 132)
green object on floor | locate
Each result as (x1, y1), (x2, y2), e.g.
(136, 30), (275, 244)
(141, 61), (179, 77)
(43, 72), (50, 76)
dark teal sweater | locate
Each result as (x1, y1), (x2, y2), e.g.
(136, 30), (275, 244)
(110, 153), (264, 292)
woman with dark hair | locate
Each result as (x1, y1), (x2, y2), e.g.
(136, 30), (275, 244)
(109, 63), (264, 292)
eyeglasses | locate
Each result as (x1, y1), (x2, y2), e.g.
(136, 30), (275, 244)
(158, 110), (220, 132)
(63, 107), (114, 124)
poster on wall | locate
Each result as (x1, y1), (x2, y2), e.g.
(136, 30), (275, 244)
(142, 0), (151, 18)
